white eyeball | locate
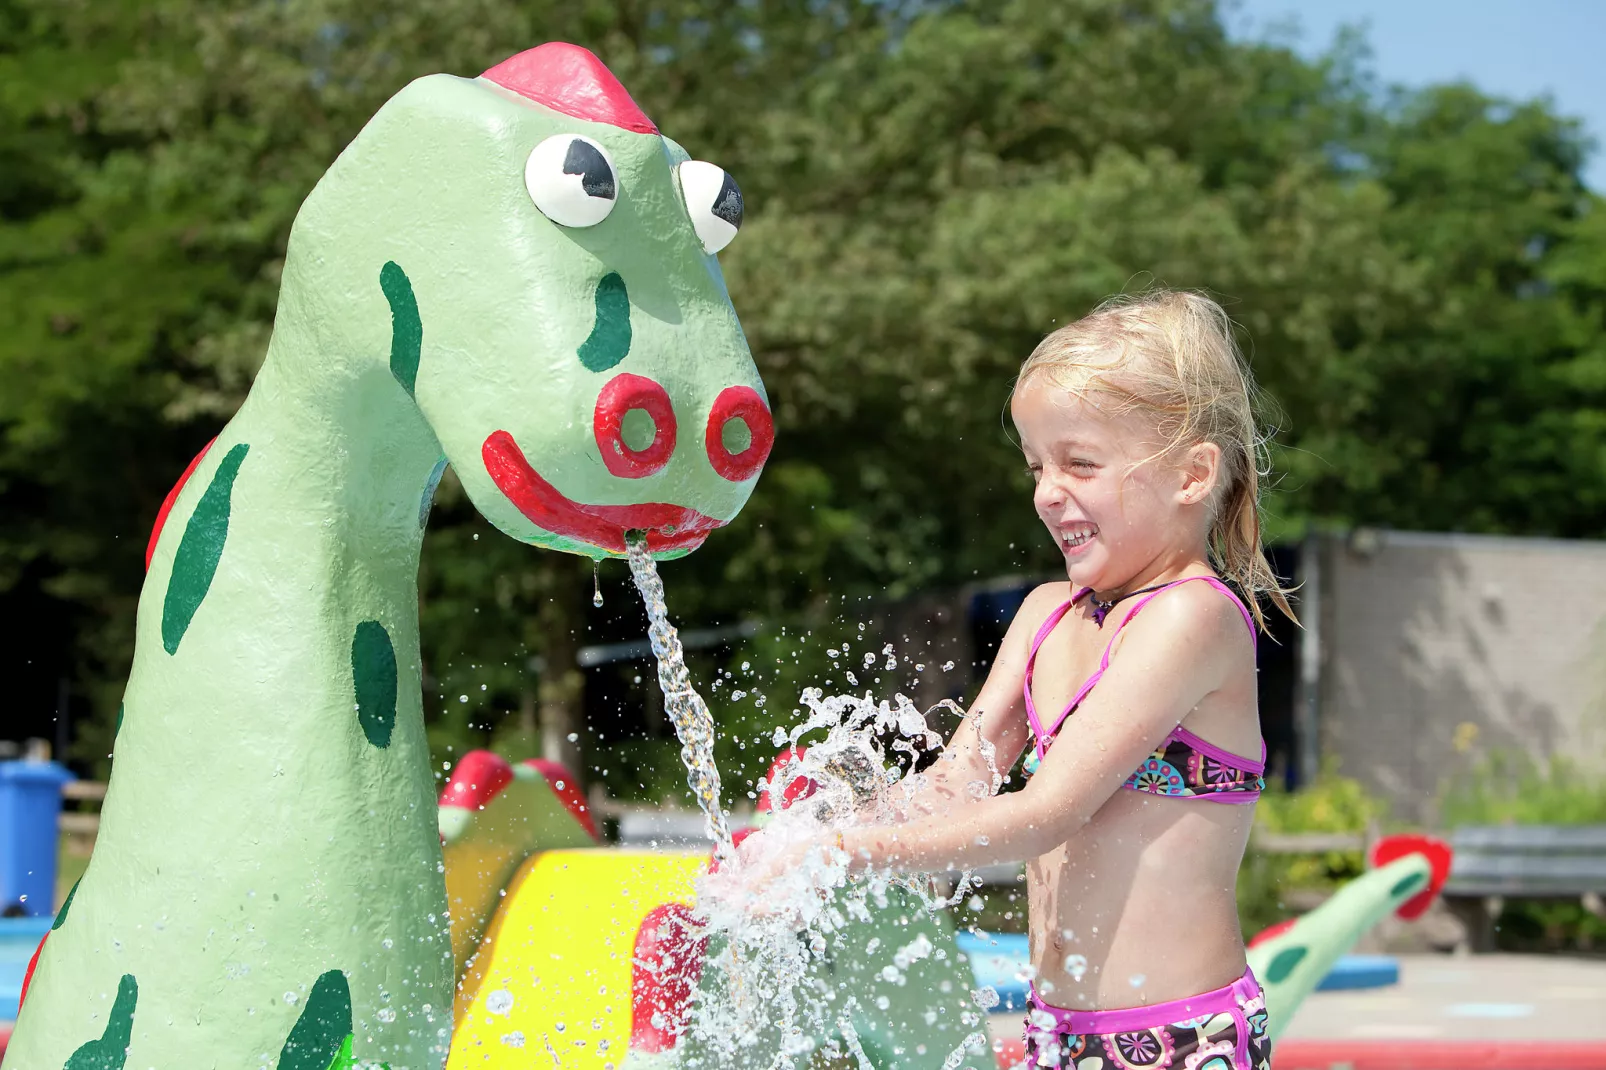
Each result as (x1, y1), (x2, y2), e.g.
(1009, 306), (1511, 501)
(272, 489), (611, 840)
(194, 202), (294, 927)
(524, 134), (618, 228)
(676, 160), (743, 254)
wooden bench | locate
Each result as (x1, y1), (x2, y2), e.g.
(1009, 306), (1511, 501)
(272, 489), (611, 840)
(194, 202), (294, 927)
(1442, 824), (1606, 951)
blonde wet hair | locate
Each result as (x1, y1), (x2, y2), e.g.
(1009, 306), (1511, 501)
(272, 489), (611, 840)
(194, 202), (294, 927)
(1015, 289), (1295, 631)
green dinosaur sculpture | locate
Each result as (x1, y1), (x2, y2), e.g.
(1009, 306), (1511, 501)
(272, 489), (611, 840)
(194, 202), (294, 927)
(4, 42), (771, 1069)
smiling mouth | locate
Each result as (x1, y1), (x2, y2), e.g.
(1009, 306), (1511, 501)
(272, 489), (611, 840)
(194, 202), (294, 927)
(1060, 523), (1098, 551)
(482, 430), (726, 555)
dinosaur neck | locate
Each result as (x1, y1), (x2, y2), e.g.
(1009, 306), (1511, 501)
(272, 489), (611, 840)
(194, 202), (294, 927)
(117, 288), (447, 816)
(230, 296), (444, 622)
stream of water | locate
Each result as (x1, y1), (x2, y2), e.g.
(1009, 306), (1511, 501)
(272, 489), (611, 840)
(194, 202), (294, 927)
(627, 535), (732, 848)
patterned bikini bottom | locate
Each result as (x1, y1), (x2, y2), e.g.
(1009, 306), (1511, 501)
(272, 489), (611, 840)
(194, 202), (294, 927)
(1021, 967), (1271, 1070)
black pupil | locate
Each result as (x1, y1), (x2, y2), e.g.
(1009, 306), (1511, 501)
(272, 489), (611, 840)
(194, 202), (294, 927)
(711, 172), (743, 229)
(563, 140), (616, 200)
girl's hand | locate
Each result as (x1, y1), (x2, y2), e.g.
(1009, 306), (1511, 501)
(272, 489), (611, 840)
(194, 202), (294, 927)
(710, 826), (847, 921)
(735, 829), (819, 894)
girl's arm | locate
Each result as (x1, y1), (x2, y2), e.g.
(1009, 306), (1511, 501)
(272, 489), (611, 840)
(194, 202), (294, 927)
(842, 583), (1241, 872)
(880, 583), (1065, 821)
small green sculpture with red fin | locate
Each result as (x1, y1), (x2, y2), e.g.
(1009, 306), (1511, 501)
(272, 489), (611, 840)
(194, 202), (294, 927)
(4, 42), (770, 1068)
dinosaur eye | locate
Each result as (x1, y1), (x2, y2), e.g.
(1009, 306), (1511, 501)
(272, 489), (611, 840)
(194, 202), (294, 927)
(524, 134), (618, 228)
(675, 160), (742, 254)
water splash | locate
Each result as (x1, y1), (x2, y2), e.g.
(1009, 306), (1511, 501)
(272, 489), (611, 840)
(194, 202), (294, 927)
(622, 548), (1004, 1065)
(687, 686), (1000, 1068)
(627, 534), (730, 846)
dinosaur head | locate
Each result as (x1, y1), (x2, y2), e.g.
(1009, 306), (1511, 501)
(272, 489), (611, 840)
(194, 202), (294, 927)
(296, 43), (770, 558)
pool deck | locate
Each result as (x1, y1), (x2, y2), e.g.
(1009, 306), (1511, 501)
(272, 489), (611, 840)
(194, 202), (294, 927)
(1281, 952), (1606, 1042)
(990, 953), (1606, 1069)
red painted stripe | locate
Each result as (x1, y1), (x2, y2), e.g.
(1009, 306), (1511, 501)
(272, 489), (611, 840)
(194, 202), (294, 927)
(17, 931), (46, 1010)
(989, 1037), (1606, 1069)
(1272, 1040), (1606, 1070)
(145, 439), (216, 570)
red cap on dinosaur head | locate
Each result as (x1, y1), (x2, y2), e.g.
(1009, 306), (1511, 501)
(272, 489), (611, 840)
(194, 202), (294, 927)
(482, 42), (659, 135)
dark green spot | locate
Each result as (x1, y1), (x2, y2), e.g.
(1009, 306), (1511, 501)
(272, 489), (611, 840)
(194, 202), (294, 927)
(52, 877), (80, 931)
(161, 443), (249, 655)
(1390, 872), (1426, 898)
(577, 272), (632, 372)
(1264, 946), (1307, 984)
(352, 621), (397, 749)
(277, 969), (353, 1070)
(381, 261), (422, 395)
(64, 973), (136, 1069)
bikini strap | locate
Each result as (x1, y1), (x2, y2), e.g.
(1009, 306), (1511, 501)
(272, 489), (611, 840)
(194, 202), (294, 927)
(1023, 596), (1083, 760)
(1036, 576), (1257, 746)
(1028, 597), (1080, 661)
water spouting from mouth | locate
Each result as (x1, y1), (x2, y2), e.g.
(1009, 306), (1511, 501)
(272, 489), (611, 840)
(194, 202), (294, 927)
(627, 531), (731, 847)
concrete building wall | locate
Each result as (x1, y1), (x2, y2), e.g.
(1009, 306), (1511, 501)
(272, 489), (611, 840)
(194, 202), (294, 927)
(1316, 530), (1606, 824)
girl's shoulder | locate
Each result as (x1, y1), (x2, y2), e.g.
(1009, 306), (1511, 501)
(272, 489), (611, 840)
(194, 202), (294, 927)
(1001, 582), (1079, 652)
(1117, 575), (1255, 651)
(1017, 581), (1075, 628)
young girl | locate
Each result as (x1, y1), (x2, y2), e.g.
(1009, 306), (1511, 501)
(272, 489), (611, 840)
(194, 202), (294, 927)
(741, 290), (1293, 1069)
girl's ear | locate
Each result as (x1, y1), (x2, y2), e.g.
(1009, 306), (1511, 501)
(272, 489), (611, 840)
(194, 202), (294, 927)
(1178, 441), (1221, 506)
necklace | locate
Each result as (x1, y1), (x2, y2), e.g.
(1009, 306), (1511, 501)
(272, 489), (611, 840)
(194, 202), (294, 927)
(1088, 582), (1174, 627)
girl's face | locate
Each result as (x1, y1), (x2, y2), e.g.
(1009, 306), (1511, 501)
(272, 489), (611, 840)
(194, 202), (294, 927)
(1011, 375), (1210, 591)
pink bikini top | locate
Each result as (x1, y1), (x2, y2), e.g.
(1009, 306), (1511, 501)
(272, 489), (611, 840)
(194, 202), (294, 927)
(1021, 576), (1266, 803)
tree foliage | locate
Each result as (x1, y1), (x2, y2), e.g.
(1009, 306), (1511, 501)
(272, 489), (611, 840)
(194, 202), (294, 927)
(3, 0), (1603, 785)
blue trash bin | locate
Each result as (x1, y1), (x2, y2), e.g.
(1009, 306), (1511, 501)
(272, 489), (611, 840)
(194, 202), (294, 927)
(0, 760), (75, 917)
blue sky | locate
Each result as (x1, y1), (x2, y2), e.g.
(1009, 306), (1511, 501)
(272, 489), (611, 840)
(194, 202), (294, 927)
(1225, 0), (1606, 190)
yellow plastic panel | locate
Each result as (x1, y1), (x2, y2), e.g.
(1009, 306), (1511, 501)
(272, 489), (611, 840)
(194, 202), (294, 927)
(447, 848), (704, 1068)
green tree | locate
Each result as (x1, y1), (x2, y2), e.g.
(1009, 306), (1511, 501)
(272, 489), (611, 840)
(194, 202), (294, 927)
(3, 0), (1603, 793)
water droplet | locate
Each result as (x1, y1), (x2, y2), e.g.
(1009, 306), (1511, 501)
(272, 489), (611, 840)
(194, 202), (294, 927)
(501, 1030), (526, 1048)
(592, 562), (604, 607)
(1064, 954), (1088, 981)
(376, 1007), (396, 1023)
(382, 938), (393, 949)
(971, 986), (1000, 1010)
(486, 988), (514, 1016)
(1129, 973), (1147, 987)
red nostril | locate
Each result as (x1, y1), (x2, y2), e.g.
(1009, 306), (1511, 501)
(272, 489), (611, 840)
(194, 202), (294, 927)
(705, 386), (774, 482)
(594, 373), (676, 478)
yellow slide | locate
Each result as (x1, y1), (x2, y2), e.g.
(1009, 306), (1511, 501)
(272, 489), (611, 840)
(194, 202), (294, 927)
(448, 847), (704, 1068)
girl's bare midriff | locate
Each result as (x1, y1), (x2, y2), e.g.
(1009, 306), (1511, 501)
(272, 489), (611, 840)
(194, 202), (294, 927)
(1026, 787), (1253, 1008)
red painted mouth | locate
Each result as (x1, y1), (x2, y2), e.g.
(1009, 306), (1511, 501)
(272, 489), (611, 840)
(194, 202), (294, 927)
(482, 430), (726, 555)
